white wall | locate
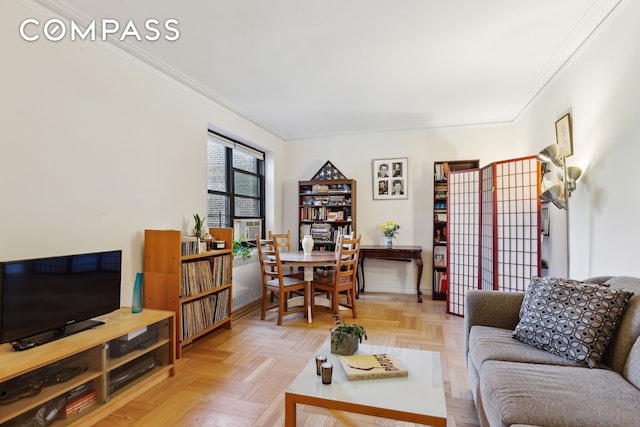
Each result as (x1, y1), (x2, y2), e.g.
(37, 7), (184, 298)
(283, 125), (519, 294)
(283, 0), (640, 291)
(1, 1), (284, 306)
(515, 0), (640, 279)
(3, 0), (638, 310)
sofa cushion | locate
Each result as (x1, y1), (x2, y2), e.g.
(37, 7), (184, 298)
(469, 326), (583, 369)
(513, 276), (633, 368)
(480, 360), (640, 427)
(601, 276), (640, 374)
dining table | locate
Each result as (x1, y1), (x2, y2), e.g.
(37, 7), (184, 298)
(278, 250), (340, 323)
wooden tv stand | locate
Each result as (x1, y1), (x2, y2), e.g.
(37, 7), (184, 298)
(0, 308), (175, 426)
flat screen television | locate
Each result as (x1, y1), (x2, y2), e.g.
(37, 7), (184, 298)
(0, 250), (122, 348)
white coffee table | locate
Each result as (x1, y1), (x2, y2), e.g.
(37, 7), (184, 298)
(285, 343), (447, 426)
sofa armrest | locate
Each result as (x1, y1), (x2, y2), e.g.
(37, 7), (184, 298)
(464, 290), (525, 358)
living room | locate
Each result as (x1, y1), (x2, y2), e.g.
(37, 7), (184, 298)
(2, 0), (640, 424)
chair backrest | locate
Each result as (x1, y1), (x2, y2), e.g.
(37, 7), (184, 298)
(256, 238), (284, 286)
(268, 230), (293, 252)
(334, 235), (361, 286)
(335, 232), (354, 252)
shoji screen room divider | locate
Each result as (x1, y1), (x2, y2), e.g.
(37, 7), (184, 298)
(447, 156), (541, 316)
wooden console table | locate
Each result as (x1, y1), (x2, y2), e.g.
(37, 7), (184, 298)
(358, 245), (424, 302)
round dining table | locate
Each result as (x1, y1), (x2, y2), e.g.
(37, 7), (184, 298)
(278, 250), (340, 323)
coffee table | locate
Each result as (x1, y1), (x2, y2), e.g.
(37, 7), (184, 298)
(285, 343), (447, 426)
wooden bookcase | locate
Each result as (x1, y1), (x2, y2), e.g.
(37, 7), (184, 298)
(298, 179), (356, 251)
(0, 308), (175, 426)
(432, 160), (479, 301)
(144, 227), (233, 358)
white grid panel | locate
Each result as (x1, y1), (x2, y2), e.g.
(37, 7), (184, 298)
(480, 164), (495, 290)
(447, 169), (480, 316)
(494, 157), (540, 292)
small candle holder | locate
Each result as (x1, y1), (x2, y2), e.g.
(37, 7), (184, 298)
(321, 362), (333, 384)
(315, 354), (327, 375)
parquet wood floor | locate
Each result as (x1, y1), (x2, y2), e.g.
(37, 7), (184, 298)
(94, 293), (480, 427)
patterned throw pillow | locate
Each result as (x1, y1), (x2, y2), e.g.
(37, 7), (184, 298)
(513, 277), (633, 368)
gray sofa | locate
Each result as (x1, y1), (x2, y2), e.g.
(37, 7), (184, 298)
(464, 276), (640, 427)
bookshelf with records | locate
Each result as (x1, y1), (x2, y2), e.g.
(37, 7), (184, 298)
(298, 179), (356, 251)
(144, 227), (233, 358)
(432, 160), (479, 301)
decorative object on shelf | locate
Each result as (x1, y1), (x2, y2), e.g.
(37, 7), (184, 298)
(311, 160), (347, 181)
(193, 213), (206, 238)
(372, 157), (408, 200)
(380, 221), (400, 247)
(302, 234), (314, 255)
(330, 315), (367, 355)
(132, 272), (144, 313)
(232, 238), (251, 258)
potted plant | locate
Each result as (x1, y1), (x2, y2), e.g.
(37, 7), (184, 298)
(330, 315), (368, 355)
(232, 238), (251, 258)
(193, 213), (205, 238)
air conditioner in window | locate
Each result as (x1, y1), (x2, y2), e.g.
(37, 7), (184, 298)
(233, 219), (262, 241)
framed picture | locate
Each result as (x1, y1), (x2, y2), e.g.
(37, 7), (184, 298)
(541, 203), (550, 236)
(372, 158), (408, 200)
(555, 113), (573, 157)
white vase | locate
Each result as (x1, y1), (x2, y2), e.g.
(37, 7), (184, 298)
(385, 236), (393, 248)
(302, 235), (314, 255)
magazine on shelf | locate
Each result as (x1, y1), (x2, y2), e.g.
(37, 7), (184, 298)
(338, 353), (408, 380)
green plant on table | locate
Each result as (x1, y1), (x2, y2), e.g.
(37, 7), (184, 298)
(233, 237), (251, 258)
(330, 315), (368, 350)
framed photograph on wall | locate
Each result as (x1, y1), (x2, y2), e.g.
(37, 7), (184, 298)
(372, 158), (408, 200)
(555, 113), (573, 157)
(541, 203), (550, 236)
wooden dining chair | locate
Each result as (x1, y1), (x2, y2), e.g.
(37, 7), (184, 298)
(256, 238), (308, 325)
(312, 235), (361, 318)
(268, 230), (302, 278)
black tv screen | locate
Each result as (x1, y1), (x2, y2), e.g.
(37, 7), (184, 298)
(0, 250), (122, 344)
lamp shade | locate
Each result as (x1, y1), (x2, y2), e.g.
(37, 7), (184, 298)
(537, 144), (564, 168)
(566, 166), (582, 182)
(539, 184), (566, 209)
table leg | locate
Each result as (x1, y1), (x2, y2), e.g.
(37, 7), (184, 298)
(416, 257), (424, 303)
(284, 393), (296, 427)
(304, 266), (313, 323)
(359, 258), (366, 295)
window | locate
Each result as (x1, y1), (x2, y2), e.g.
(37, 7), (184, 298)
(207, 131), (265, 241)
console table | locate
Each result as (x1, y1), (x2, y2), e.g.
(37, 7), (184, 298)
(358, 245), (424, 302)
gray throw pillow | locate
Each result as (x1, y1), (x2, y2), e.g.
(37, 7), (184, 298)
(513, 276), (633, 368)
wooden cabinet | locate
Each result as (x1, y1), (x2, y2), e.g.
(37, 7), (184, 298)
(432, 160), (479, 301)
(0, 308), (174, 426)
(298, 179), (356, 251)
(144, 228), (233, 358)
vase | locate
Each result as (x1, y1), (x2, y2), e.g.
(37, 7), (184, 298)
(132, 272), (144, 313)
(302, 234), (314, 255)
(330, 331), (359, 355)
(385, 236), (393, 248)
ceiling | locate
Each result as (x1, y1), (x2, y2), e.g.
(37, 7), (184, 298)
(37, 0), (621, 141)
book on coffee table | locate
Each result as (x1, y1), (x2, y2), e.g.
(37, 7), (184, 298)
(338, 353), (408, 380)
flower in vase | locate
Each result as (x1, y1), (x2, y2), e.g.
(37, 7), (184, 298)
(380, 221), (400, 238)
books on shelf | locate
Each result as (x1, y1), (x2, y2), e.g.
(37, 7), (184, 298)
(180, 255), (231, 298)
(181, 288), (230, 340)
(338, 353), (408, 380)
(434, 246), (447, 268)
(64, 387), (97, 417)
